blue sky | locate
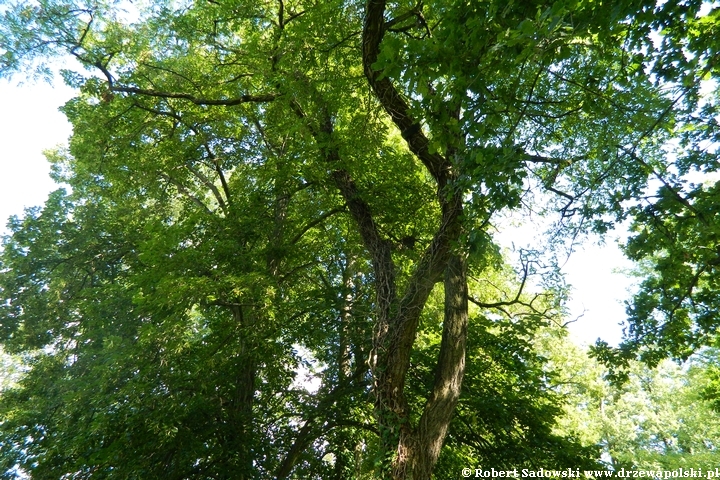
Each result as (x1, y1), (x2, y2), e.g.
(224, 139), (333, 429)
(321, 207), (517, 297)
(0, 77), (633, 346)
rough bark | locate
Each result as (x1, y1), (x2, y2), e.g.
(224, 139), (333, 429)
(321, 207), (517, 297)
(361, 1), (470, 477)
(413, 254), (468, 478)
(228, 305), (257, 479)
(290, 21), (469, 471)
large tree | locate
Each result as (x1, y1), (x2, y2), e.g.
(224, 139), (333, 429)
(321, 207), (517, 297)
(1, 0), (718, 478)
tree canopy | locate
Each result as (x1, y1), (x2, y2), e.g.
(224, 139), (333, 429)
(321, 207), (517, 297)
(0, 0), (719, 478)
(540, 330), (720, 470)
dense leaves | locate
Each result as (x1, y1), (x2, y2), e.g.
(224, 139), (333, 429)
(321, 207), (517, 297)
(544, 334), (720, 470)
(1, 0), (720, 478)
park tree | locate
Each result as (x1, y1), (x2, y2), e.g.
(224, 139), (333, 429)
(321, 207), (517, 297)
(540, 330), (720, 471)
(0, 0), (719, 478)
(588, 2), (720, 371)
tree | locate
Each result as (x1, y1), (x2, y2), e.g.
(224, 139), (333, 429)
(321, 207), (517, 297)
(588, 1), (720, 370)
(540, 330), (720, 470)
(1, 0), (718, 478)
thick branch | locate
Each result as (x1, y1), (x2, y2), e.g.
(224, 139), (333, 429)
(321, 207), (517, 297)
(289, 97), (396, 326)
(275, 420), (314, 479)
(412, 254), (468, 479)
(330, 169), (396, 325)
(213, 157), (232, 208)
(363, 0), (450, 183)
(390, 190), (463, 361)
(183, 162), (228, 214)
(384, 3), (422, 31)
(158, 172), (213, 215)
(523, 153), (586, 165)
(274, 381), (370, 479)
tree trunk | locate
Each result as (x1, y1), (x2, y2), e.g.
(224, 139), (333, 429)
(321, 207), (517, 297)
(360, 1), (471, 476)
(291, 54), (468, 476)
(228, 305), (258, 479)
(412, 254), (468, 478)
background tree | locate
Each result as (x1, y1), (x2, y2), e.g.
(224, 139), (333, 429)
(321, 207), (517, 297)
(541, 330), (720, 471)
(588, 2), (720, 370)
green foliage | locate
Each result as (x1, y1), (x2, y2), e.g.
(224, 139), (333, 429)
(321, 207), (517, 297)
(615, 181), (720, 365)
(1, 0), (720, 477)
(589, 0), (720, 367)
(544, 333), (720, 471)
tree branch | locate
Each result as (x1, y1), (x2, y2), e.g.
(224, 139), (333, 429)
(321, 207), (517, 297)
(112, 85), (277, 106)
(182, 162), (228, 214)
(288, 95), (397, 334)
(363, 0), (450, 184)
(289, 207), (347, 245)
(158, 172), (213, 215)
(620, 146), (707, 224)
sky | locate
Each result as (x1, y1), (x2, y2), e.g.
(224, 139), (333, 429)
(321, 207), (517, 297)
(0, 77), (634, 347)
(0, 78), (74, 231)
